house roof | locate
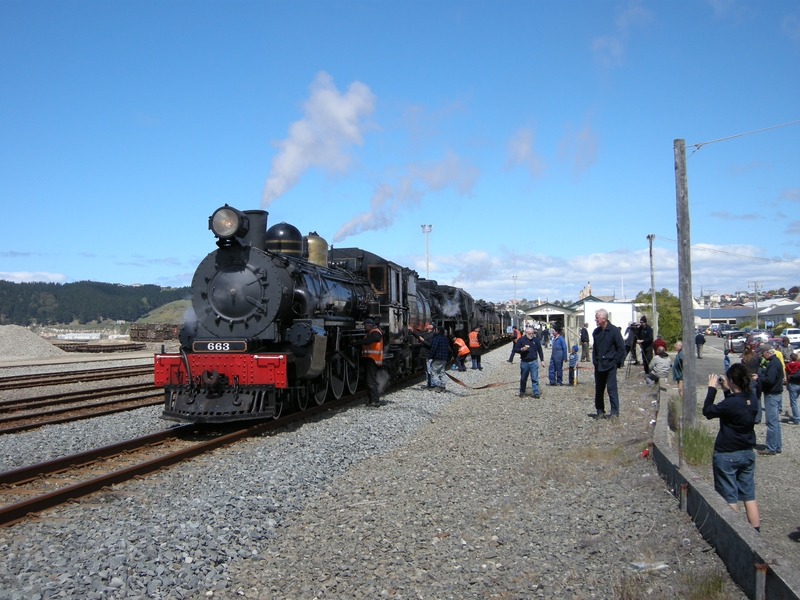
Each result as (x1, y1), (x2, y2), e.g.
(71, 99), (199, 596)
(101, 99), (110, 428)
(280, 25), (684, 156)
(760, 302), (800, 316)
(566, 295), (605, 310)
(705, 308), (758, 318)
(524, 302), (577, 316)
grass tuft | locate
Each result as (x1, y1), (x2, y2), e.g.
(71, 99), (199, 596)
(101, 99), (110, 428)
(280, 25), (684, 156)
(681, 425), (714, 466)
(682, 569), (730, 600)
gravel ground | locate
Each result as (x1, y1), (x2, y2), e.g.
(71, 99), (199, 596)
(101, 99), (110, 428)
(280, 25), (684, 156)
(0, 345), (749, 599)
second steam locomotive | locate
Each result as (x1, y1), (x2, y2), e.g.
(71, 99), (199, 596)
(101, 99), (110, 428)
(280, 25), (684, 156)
(154, 205), (509, 423)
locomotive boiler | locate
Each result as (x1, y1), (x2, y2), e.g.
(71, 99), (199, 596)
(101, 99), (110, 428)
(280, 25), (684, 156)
(154, 205), (509, 424)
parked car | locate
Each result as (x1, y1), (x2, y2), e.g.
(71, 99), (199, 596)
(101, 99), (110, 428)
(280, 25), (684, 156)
(746, 330), (774, 347)
(782, 328), (800, 345)
(724, 331), (748, 354)
(717, 324), (739, 338)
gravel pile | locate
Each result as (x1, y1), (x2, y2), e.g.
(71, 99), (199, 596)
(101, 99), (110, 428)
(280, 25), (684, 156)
(0, 347), (746, 599)
(0, 325), (65, 360)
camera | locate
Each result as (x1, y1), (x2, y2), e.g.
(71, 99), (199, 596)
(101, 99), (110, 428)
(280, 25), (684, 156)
(717, 376), (724, 385)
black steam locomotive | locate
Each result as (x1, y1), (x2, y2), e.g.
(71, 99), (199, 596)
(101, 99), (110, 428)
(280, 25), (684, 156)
(154, 205), (509, 423)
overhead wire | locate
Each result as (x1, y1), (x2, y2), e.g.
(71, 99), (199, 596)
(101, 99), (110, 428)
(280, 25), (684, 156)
(685, 119), (800, 158)
(652, 235), (800, 265)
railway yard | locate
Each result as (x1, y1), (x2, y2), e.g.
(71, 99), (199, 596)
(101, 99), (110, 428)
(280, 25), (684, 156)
(0, 328), (798, 599)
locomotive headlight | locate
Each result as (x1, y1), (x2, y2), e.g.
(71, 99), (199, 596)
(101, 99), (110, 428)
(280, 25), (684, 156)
(209, 206), (249, 240)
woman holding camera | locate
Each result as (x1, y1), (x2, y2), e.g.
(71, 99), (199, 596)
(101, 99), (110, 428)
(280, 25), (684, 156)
(702, 364), (760, 531)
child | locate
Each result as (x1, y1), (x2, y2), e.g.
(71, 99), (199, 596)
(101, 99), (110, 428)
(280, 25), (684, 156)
(568, 345), (579, 385)
(723, 349), (731, 370)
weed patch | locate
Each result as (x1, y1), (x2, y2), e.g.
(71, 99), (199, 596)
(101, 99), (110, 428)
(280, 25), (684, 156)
(682, 425), (714, 466)
(682, 569), (731, 600)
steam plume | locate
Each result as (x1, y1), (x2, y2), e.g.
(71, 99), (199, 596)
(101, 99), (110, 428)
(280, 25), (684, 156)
(333, 151), (478, 243)
(261, 72), (376, 207)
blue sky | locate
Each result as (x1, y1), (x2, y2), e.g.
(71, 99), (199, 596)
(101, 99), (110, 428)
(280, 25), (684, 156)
(1, 0), (798, 304)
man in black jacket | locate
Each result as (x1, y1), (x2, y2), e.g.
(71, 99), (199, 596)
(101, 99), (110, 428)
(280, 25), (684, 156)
(413, 322), (435, 388)
(592, 309), (626, 418)
(637, 316), (654, 374)
(757, 343), (784, 455)
(579, 323), (590, 362)
(695, 331), (706, 358)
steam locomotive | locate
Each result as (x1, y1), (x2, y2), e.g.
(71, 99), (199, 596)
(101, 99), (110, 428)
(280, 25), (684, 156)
(154, 205), (510, 423)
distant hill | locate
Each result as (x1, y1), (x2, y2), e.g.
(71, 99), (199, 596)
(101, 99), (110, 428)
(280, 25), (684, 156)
(0, 280), (190, 326)
(137, 300), (191, 324)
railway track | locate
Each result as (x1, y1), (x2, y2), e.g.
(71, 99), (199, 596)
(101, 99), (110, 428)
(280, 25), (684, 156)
(0, 392), (360, 527)
(0, 365), (153, 391)
(0, 392), (164, 435)
(0, 370), (429, 527)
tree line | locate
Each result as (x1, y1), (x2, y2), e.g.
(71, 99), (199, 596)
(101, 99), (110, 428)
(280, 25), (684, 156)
(0, 280), (189, 326)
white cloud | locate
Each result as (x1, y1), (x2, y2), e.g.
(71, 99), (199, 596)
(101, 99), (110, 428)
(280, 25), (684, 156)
(0, 272), (67, 283)
(505, 128), (546, 176)
(400, 242), (799, 303)
(557, 119), (598, 175)
(783, 11), (800, 42)
(591, 1), (652, 66)
(261, 71), (376, 207)
(709, 211), (761, 221)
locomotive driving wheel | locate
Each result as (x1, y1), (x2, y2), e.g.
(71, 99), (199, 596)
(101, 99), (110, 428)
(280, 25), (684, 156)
(309, 376), (328, 405)
(294, 386), (309, 411)
(345, 349), (360, 395)
(328, 355), (346, 400)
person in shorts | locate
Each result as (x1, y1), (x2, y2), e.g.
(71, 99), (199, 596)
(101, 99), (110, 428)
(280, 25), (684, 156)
(702, 363), (760, 531)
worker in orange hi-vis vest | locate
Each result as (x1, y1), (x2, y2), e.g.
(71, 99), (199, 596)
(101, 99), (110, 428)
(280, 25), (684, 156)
(451, 335), (470, 372)
(351, 318), (384, 406)
(468, 325), (484, 370)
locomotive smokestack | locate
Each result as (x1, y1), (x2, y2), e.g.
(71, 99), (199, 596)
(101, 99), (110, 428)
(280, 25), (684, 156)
(243, 210), (268, 250)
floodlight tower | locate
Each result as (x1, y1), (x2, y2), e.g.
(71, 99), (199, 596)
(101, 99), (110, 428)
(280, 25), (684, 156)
(421, 225), (432, 279)
(512, 275), (518, 327)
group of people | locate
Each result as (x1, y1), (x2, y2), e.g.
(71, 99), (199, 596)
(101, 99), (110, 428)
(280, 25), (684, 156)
(507, 323), (583, 395)
(412, 323), (486, 394)
(365, 311), (798, 536)
(648, 328), (797, 533)
(623, 317), (655, 372)
(736, 337), (799, 453)
(698, 338), (796, 533)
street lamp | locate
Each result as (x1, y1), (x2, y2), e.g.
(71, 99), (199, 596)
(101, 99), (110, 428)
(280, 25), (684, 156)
(421, 225), (432, 279)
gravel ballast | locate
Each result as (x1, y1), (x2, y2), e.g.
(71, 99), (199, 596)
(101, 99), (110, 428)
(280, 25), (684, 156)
(0, 345), (749, 599)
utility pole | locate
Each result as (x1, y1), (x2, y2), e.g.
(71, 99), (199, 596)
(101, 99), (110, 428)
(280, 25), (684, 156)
(647, 234), (658, 339)
(421, 225), (432, 280)
(512, 275), (518, 328)
(674, 139), (697, 429)
(749, 280), (762, 328)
